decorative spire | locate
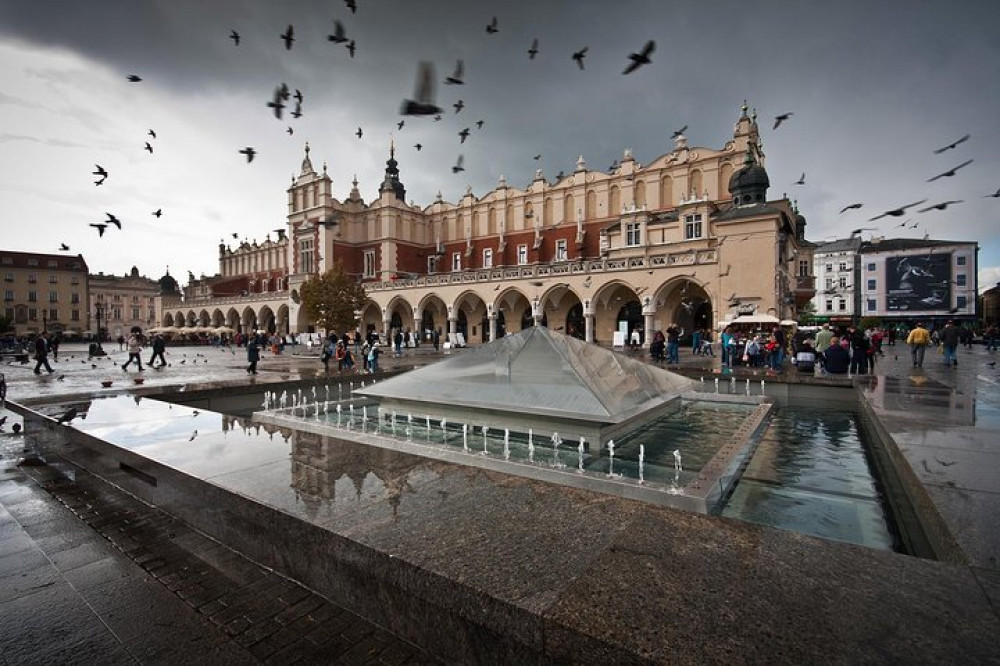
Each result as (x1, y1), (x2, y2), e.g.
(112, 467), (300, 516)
(379, 142), (405, 200)
(576, 155), (587, 172)
(299, 142), (314, 176)
(740, 99), (748, 118)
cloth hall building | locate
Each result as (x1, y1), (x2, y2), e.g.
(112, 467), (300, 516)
(158, 105), (817, 345)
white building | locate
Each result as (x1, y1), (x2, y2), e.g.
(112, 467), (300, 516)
(811, 237), (862, 324)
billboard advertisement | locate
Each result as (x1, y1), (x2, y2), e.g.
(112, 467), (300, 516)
(885, 254), (952, 311)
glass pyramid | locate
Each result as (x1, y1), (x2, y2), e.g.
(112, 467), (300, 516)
(357, 326), (693, 425)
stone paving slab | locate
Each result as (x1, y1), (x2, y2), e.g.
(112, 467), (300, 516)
(0, 420), (435, 665)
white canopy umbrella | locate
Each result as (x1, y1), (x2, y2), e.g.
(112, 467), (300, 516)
(730, 314), (781, 325)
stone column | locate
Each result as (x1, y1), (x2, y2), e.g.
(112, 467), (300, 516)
(584, 300), (594, 343)
(488, 306), (498, 342)
(532, 297), (543, 326)
(642, 298), (655, 349)
(382, 309), (391, 342)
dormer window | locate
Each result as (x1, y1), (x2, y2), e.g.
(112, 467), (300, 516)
(684, 214), (703, 240)
(625, 222), (641, 247)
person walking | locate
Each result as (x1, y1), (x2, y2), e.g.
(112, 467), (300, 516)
(941, 320), (961, 367)
(665, 324), (682, 365)
(367, 341), (380, 374)
(986, 325), (998, 353)
(148, 333), (167, 368)
(33, 332), (54, 375)
(246, 335), (261, 375)
(906, 321), (931, 368)
(122, 331), (144, 371)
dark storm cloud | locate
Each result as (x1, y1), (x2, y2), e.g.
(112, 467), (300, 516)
(1, 0), (999, 280)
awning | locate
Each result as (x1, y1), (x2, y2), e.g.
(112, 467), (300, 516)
(730, 314), (780, 325)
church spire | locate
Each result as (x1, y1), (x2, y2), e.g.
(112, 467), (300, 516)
(379, 141), (406, 201)
(299, 142), (315, 177)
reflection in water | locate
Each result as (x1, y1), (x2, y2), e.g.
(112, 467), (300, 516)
(722, 406), (900, 552)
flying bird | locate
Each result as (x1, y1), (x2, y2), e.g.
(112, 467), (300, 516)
(933, 134), (970, 154)
(444, 59), (464, 85)
(793, 172), (805, 185)
(397, 120), (405, 130)
(868, 200), (927, 220)
(773, 112), (793, 130)
(229, 30), (240, 46)
(476, 119), (484, 129)
(152, 209), (162, 218)
(267, 87), (285, 119)
(849, 227), (875, 236)
(89, 223), (108, 237)
(59, 243), (70, 251)
(434, 114), (442, 121)
(126, 74), (142, 82)
(458, 128), (470, 143)
(356, 127), (363, 139)
(346, 40), (356, 58)
(671, 125), (688, 139)
(528, 38), (539, 60)
(401, 61), (443, 116)
(278, 83), (290, 101)
(839, 203), (863, 214)
(985, 188), (1000, 198)
(105, 213), (122, 229)
(622, 40), (655, 74)
(927, 159), (973, 182)
(908, 220), (920, 229)
(281, 25), (294, 50)
(144, 142), (153, 153)
(287, 126), (294, 135)
(453, 99), (464, 113)
(345, 0), (356, 13)
(293, 89), (303, 104)
(239, 147), (256, 163)
(533, 154), (542, 161)
(414, 143), (422, 151)
(327, 20), (348, 43)
(291, 103), (303, 118)
(486, 16), (498, 34)
(892, 218), (911, 228)
(918, 200), (963, 212)
(452, 155), (465, 174)
(92, 164), (107, 185)
(572, 47), (588, 70)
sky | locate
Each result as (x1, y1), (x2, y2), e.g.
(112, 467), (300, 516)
(1, 0), (998, 291)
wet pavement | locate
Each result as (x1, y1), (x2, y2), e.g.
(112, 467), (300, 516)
(2, 339), (999, 663)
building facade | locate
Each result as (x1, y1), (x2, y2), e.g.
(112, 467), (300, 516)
(159, 104), (817, 344)
(982, 283), (1000, 329)
(811, 237), (862, 325)
(88, 267), (161, 341)
(858, 238), (978, 326)
(1, 250), (89, 337)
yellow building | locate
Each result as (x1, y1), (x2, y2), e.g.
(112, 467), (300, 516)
(89, 266), (161, 341)
(1, 250), (89, 337)
(162, 103), (816, 344)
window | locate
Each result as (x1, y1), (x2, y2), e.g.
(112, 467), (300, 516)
(427, 256), (438, 274)
(298, 238), (314, 274)
(625, 222), (641, 247)
(132, 295), (139, 303)
(957, 256), (966, 266)
(71, 309), (80, 322)
(555, 240), (567, 262)
(71, 276), (79, 285)
(132, 307), (140, 320)
(49, 275), (58, 284)
(838, 299), (846, 311)
(4, 272), (12, 282)
(867, 299), (876, 311)
(956, 274), (966, 287)
(28, 308), (37, 321)
(3, 290), (12, 301)
(825, 299), (833, 311)
(363, 250), (376, 278)
(867, 279), (876, 290)
(48, 291), (58, 303)
(27, 259), (38, 267)
(48, 308), (57, 321)
(683, 214), (702, 240)
(483, 248), (493, 268)
(798, 260), (810, 277)
(825, 278), (834, 290)
(451, 252), (461, 272)
(47, 260), (57, 268)
(867, 263), (876, 271)
(28, 273), (37, 284)
(825, 263), (833, 272)
(1, 257), (11, 265)
(957, 296), (967, 309)
(517, 244), (528, 265)
(838, 276), (848, 289)
(839, 262), (848, 272)
(28, 291), (37, 302)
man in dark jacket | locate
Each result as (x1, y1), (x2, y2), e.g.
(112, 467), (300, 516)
(822, 337), (850, 374)
(941, 320), (961, 366)
(33, 332), (54, 375)
(148, 334), (167, 368)
(848, 326), (870, 375)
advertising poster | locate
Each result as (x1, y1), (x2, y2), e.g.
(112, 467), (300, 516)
(885, 254), (951, 311)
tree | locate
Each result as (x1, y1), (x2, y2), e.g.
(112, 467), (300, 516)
(299, 261), (367, 335)
(797, 300), (817, 325)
